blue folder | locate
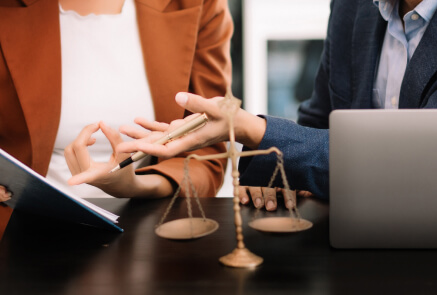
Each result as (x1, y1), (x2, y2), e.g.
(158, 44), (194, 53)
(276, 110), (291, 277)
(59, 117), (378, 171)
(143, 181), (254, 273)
(1, 149), (123, 232)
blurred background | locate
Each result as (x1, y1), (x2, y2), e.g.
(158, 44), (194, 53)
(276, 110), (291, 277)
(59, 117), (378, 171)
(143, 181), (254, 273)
(228, 0), (329, 121)
(218, 0), (330, 197)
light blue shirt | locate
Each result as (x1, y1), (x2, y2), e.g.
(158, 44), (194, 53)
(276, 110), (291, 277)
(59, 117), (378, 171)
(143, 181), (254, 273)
(373, 0), (437, 108)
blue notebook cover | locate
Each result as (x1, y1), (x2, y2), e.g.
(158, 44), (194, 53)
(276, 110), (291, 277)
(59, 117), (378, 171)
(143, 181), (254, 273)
(0, 149), (123, 232)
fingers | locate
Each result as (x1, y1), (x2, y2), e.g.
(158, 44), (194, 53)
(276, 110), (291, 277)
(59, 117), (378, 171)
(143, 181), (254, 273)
(65, 123), (100, 175)
(100, 121), (122, 148)
(99, 121), (128, 163)
(119, 117), (167, 140)
(244, 186), (276, 211)
(239, 186), (250, 204)
(116, 132), (174, 157)
(239, 186), (263, 208)
(0, 185), (12, 202)
(248, 186), (264, 209)
(281, 189), (297, 209)
(239, 187), (304, 211)
(119, 125), (150, 140)
(239, 186), (300, 211)
(118, 115), (207, 158)
(175, 92), (222, 118)
(242, 186), (277, 210)
(297, 190), (314, 198)
(262, 187), (277, 211)
(134, 117), (170, 132)
(239, 186), (266, 209)
(68, 169), (101, 186)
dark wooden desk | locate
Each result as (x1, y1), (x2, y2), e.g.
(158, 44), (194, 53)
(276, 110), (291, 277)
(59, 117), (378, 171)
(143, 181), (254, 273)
(1, 197), (437, 295)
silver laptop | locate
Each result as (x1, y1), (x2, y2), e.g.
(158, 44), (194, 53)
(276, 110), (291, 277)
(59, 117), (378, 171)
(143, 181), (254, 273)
(329, 109), (437, 248)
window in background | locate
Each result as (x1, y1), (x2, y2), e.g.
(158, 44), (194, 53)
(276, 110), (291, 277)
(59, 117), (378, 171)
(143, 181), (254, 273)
(243, 0), (330, 117)
(267, 39), (323, 121)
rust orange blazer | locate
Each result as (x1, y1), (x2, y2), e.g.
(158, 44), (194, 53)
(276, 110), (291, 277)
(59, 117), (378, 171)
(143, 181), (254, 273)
(0, 0), (233, 237)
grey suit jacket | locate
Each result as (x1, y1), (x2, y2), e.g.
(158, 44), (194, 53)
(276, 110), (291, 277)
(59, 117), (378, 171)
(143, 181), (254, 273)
(239, 0), (437, 199)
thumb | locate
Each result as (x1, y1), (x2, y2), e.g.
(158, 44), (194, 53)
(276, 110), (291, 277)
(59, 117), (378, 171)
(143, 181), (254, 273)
(68, 171), (92, 186)
(68, 169), (102, 186)
(175, 92), (219, 116)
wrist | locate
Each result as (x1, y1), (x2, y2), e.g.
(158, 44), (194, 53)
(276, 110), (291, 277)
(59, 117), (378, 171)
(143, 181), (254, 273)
(96, 172), (173, 199)
(234, 109), (266, 150)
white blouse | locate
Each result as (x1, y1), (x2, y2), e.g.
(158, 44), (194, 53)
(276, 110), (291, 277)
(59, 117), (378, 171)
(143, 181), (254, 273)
(46, 0), (155, 198)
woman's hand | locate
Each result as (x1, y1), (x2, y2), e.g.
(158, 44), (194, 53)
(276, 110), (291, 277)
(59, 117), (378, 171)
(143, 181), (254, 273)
(0, 185), (12, 202)
(117, 92), (266, 158)
(64, 121), (173, 198)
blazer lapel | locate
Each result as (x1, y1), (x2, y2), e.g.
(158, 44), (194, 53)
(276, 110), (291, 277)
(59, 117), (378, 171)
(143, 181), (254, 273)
(135, 0), (201, 123)
(351, 1), (386, 109)
(0, 0), (61, 174)
(400, 12), (437, 108)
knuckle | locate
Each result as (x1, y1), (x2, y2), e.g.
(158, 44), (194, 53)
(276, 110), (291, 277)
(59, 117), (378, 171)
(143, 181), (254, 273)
(72, 142), (82, 151)
(64, 145), (73, 155)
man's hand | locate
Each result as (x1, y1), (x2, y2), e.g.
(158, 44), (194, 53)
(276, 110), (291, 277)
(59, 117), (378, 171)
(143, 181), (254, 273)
(239, 186), (299, 211)
(239, 186), (314, 211)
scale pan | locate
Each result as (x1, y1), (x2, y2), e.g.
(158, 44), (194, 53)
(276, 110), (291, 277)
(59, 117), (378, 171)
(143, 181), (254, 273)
(249, 217), (312, 233)
(155, 218), (219, 240)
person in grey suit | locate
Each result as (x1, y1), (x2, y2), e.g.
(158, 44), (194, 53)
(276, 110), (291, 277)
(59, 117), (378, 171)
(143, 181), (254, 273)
(69, 0), (436, 205)
(298, 0), (437, 128)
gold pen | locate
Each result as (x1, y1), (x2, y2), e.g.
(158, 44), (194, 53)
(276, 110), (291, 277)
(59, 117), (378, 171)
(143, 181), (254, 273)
(110, 113), (208, 173)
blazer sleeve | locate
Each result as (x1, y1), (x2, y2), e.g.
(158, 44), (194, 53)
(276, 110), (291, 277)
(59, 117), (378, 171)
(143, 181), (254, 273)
(238, 116), (330, 199)
(297, 39), (332, 129)
(136, 0), (233, 198)
(0, 205), (13, 240)
(297, 0), (360, 128)
(297, 0), (334, 129)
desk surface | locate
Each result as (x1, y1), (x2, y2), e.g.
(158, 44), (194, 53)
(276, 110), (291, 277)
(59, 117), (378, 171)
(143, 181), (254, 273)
(1, 197), (436, 295)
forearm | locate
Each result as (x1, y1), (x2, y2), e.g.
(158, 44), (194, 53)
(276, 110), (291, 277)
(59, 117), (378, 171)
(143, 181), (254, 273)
(100, 173), (174, 199)
(133, 174), (174, 198)
(239, 116), (330, 199)
(136, 141), (226, 198)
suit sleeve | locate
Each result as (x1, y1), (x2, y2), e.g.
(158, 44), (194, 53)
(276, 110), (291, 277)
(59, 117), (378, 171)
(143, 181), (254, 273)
(297, 0), (335, 129)
(0, 205), (13, 240)
(297, 0), (359, 128)
(297, 38), (332, 129)
(239, 116), (329, 199)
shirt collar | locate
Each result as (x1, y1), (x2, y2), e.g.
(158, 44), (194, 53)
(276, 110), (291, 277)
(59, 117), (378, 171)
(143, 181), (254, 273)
(414, 0), (437, 22)
(373, 0), (437, 23)
(373, 0), (396, 21)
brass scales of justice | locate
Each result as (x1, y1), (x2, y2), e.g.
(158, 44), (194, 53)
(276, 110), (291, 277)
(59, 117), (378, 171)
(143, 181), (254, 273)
(154, 89), (313, 268)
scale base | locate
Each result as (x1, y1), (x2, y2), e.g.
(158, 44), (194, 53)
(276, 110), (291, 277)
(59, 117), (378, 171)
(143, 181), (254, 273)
(219, 248), (263, 268)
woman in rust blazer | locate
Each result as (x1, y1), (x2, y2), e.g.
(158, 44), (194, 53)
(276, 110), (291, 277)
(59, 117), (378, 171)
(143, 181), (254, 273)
(0, 0), (232, 238)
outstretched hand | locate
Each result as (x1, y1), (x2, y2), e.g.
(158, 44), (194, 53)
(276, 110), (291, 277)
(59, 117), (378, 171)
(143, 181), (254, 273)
(117, 93), (231, 158)
(117, 92), (266, 159)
